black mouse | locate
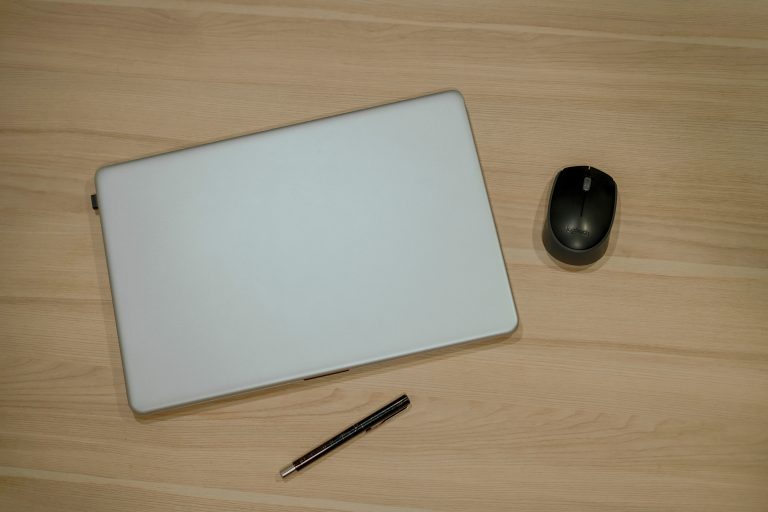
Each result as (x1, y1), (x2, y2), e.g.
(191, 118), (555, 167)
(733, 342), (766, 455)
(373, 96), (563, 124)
(543, 166), (617, 266)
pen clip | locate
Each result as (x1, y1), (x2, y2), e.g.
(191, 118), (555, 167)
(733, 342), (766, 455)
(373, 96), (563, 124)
(365, 402), (408, 432)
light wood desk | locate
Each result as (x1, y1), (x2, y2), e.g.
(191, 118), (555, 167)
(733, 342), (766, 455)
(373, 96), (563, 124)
(1, 1), (767, 510)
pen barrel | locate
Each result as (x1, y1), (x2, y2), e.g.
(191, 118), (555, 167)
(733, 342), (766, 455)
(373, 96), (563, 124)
(292, 394), (410, 472)
(293, 427), (360, 469)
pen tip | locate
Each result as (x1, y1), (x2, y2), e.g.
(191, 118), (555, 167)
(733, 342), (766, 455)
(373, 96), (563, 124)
(279, 464), (296, 478)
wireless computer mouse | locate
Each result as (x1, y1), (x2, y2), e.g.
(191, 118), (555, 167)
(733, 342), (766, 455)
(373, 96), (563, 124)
(543, 165), (617, 266)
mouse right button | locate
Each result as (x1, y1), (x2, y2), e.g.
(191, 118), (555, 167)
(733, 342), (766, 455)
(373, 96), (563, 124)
(582, 169), (617, 243)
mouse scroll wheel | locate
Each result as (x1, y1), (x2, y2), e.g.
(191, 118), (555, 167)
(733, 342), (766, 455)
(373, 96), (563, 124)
(582, 176), (592, 192)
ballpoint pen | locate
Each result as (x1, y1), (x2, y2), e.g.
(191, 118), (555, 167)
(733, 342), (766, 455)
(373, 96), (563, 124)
(279, 394), (410, 478)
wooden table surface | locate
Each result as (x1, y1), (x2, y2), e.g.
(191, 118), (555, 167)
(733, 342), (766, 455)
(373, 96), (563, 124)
(2, 1), (767, 510)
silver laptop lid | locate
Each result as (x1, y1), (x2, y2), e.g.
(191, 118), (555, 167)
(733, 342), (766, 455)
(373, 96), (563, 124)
(96, 91), (517, 413)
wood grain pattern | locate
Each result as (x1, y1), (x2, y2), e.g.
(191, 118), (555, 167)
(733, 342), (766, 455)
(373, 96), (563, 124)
(1, 1), (767, 510)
